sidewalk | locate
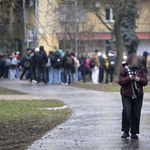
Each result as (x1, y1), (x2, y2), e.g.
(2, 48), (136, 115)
(0, 80), (150, 150)
(0, 95), (46, 100)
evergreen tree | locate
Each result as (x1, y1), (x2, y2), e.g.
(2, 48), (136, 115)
(121, 0), (140, 55)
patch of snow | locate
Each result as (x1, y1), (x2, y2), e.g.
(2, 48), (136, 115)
(38, 105), (68, 110)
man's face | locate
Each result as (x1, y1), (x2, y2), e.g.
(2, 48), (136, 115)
(28, 50), (31, 54)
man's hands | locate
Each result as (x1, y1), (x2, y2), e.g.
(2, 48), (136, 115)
(129, 75), (140, 81)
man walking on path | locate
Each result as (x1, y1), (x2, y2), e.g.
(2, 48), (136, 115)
(20, 48), (33, 83)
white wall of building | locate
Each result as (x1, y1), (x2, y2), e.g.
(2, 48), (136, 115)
(137, 39), (150, 55)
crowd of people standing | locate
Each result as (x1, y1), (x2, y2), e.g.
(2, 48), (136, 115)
(0, 47), (118, 85)
(3, 47), (150, 86)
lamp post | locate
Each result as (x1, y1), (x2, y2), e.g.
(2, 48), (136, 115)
(75, 0), (78, 82)
(34, 0), (38, 48)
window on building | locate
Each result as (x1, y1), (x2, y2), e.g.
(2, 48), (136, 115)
(104, 5), (114, 23)
(59, 3), (86, 23)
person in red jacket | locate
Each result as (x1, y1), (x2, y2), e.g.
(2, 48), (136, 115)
(118, 54), (148, 139)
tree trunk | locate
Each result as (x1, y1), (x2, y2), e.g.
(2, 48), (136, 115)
(113, 20), (124, 83)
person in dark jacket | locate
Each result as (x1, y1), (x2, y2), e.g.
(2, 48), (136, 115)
(63, 50), (74, 85)
(141, 51), (148, 75)
(53, 50), (62, 84)
(70, 52), (76, 83)
(99, 52), (106, 83)
(0, 51), (5, 79)
(20, 48), (33, 82)
(37, 46), (48, 84)
(108, 53), (116, 83)
(118, 54), (148, 139)
(80, 55), (87, 83)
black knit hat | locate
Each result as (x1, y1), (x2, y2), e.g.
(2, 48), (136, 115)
(95, 49), (99, 53)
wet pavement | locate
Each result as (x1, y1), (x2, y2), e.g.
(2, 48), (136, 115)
(0, 80), (150, 150)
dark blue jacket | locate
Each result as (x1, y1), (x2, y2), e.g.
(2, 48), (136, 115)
(99, 56), (106, 70)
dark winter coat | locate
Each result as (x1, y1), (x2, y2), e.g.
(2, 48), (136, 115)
(63, 54), (74, 70)
(118, 64), (148, 98)
(142, 51), (148, 74)
(30, 53), (37, 68)
(53, 51), (62, 69)
(23, 53), (31, 68)
(37, 50), (48, 67)
(80, 56), (87, 73)
(0, 55), (3, 66)
(99, 56), (106, 70)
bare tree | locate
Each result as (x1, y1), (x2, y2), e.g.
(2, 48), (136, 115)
(43, 1), (106, 53)
(86, 0), (149, 82)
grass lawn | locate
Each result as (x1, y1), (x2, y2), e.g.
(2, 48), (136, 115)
(0, 87), (26, 95)
(72, 82), (150, 92)
(0, 100), (71, 150)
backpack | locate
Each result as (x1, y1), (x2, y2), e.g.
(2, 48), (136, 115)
(37, 51), (44, 64)
(55, 57), (62, 67)
(5, 58), (11, 66)
(78, 73), (81, 80)
(11, 57), (18, 65)
(84, 59), (89, 68)
(109, 56), (116, 68)
(66, 56), (72, 65)
(89, 58), (95, 68)
(71, 56), (80, 68)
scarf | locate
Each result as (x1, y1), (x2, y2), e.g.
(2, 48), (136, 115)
(125, 65), (140, 99)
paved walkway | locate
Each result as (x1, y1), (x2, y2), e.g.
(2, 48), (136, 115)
(0, 81), (150, 150)
(0, 95), (46, 100)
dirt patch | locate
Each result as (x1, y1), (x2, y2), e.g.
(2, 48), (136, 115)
(0, 110), (70, 150)
(0, 100), (71, 150)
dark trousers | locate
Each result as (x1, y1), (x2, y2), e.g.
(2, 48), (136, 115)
(64, 69), (71, 84)
(86, 68), (92, 77)
(121, 95), (143, 134)
(81, 68), (91, 83)
(32, 67), (36, 80)
(81, 72), (86, 82)
(0, 65), (4, 78)
(105, 69), (109, 83)
(4, 66), (9, 78)
(99, 68), (104, 83)
(38, 66), (46, 83)
(61, 72), (65, 83)
(45, 67), (49, 82)
(20, 67), (32, 82)
(109, 68), (114, 83)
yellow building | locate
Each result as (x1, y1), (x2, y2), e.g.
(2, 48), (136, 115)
(3, 0), (150, 55)
(0, 0), (36, 55)
(37, 0), (150, 55)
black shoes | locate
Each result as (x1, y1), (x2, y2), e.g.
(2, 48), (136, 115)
(121, 131), (129, 139)
(131, 134), (138, 139)
(121, 132), (138, 139)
